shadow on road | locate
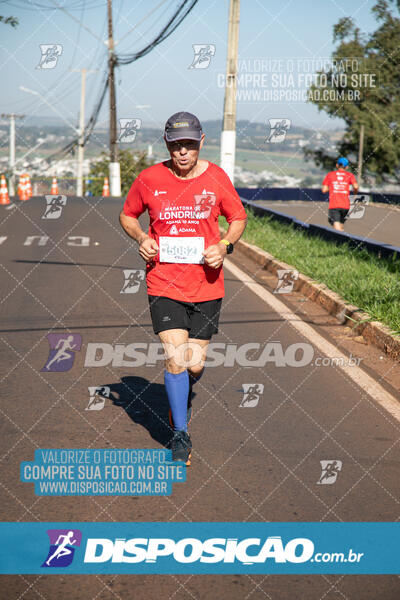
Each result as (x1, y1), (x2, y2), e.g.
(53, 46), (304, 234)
(103, 376), (174, 448)
(15, 259), (131, 270)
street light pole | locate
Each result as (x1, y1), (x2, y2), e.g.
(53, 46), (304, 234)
(357, 123), (364, 186)
(71, 68), (98, 196)
(1, 113), (25, 196)
(77, 68), (86, 197)
(9, 114), (16, 195)
(108, 0), (121, 196)
(1, 113), (24, 196)
(220, 0), (240, 184)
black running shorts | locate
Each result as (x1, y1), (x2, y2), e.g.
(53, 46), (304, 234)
(328, 208), (349, 224)
(148, 295), (222, 339)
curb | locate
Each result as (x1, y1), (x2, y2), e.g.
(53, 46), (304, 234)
(231, 235), (400, 361)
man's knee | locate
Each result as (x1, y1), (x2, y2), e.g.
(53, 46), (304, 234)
(188, 365), (205, 378)
(164, 356), (187, 375)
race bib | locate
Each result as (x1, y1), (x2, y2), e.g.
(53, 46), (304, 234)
(159, 236), (205, 264)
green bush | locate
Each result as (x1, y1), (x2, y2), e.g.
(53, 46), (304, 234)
(87, 150), (153, 196)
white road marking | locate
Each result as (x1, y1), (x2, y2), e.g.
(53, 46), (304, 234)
(224, 259), (400, 422)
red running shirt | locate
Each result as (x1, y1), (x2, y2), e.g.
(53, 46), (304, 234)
(123, 161), (247, 302)
(322, 169), (357, 209)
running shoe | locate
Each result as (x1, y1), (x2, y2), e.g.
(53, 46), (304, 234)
(169, 430), (192, 465)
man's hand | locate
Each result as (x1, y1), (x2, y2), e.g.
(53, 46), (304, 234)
(203, 243), (226, 269)
(139, 234), (159, 262)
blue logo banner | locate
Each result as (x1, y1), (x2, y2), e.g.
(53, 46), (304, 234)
(0, 522), (398, 574)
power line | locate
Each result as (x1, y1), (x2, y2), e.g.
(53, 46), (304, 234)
(116, 0), (198, 65)
(42, 0), (199, 163)
(3, 0), (106, 11)
(67, 0), (86, 69)
(115, 0), (170, 47)
(46, 0), (105, 42)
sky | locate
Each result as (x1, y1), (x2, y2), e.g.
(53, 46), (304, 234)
(0, 0), (382, 138)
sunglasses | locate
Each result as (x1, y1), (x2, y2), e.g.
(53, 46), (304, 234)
(167, 140), (200, 151)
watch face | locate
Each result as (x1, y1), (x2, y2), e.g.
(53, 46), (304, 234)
(226, 243), (234, 254)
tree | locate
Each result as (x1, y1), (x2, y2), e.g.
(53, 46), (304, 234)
(305, 0), (400, 183)
(87, 150), (153, 196)
(0, 16), (18, 27)
(300, 176), (315, 187)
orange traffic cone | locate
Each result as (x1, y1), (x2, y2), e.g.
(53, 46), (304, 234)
(17, 174), (23, 198)
(51, 177), (59, 194)
(102, 177), (110, 197)
(25, 173), (32, 198)
(18, 174), (29, 201)
(0, 175), (10, 205)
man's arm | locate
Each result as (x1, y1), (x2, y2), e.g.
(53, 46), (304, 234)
(119, 210), (158, 262)
(322, 174), (329, 194)
(203, 218), (247, 269)
(219, 217), (247, 247)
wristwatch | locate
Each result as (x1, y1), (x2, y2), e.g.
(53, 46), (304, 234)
(220, 238), (234, 254)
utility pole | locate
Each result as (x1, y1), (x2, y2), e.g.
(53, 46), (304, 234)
(71, 68), (98, 196)
(1, 113), (24, 195)
(107, 0), (121, 196)
(357, 123), (364, 186)
(220, 0), (240, 183)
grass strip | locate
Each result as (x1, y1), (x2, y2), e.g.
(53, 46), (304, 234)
(235, 209), (400, 335)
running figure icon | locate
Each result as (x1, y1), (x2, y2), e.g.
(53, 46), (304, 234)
(36, 44), (62, 69)
(189, 44), (216, 69)
(120, 269), (145, 294)
(45, 531), (77, 566)
(317, 460), (343, 484)
(45, 335), (76, 371)
(43, 195), (66, 219)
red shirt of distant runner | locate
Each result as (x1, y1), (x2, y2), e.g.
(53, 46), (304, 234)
(322, 169), (357, 209)
(123, 161), (247, 302)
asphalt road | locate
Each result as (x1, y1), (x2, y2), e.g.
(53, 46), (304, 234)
(253, 200), (400, 247)
(0, 197), (399, 599)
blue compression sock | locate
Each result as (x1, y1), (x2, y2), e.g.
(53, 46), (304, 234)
(189, 370), (204, 386)
(189, 370), (204, 400)
(164, 370), (189, 432)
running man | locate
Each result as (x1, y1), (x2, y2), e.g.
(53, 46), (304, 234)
(38, 45), (60, 69)
(45, 335), (76, 371)
(44, 195), (64, 219)
(119, 111), (247, 465)
(121, 270), (144, 293)
(322, 157), (358, 231)
(46, 531), (77, 565)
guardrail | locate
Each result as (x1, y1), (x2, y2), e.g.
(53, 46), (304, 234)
(236, 187), (400, 205)
(240, 197), (400, 260)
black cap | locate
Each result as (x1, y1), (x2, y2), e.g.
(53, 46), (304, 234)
(164, 111), (202, 142)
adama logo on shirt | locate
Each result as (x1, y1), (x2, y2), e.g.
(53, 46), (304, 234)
(169, 225), (197, 234)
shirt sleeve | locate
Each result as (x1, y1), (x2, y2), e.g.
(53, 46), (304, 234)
(349, 173), (357, 185)
(123, 177), (146, 218)
(217, 168), (247, 223)
(322, 173), (331, 186)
